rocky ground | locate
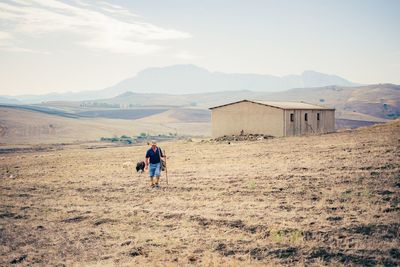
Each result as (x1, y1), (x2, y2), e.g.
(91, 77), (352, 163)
(1, 121), (399, 266)
(212, 133), (274, 142)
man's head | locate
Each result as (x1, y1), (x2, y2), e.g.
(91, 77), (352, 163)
(151, 140), (157, 149)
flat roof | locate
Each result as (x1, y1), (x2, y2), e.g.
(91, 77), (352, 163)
(209, 99), (335, 110)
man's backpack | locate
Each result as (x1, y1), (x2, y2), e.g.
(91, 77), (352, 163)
(158, 147), (166, 171)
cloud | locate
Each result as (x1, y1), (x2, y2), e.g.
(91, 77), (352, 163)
(174, 51), (199, 60)
(0, 30), (49, 54)
(0, 0), (191, 54)
(0, 45), (50, 54)
(99, 1), (124, 10)
(0, 32), (13, 40)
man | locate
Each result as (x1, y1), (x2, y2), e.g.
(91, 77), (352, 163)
(145, 140), (165, 188)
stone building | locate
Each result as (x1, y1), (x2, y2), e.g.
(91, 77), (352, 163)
(209, 100), (335, 138)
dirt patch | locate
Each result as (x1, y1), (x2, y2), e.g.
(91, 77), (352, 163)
(128, 247), (147, 257)
(269, 247), (298, 259)
(308, 248), (379, 266)
(326, 216), (343, 221)
(347, 223), (400, 239)
(215, 244), (298, 261)
(10, 255), (27, 264)
(214, 243), (236, 256)
(0, 211), (27, 219)
(389, 248), (400, 259)
(93, 218), (117, 226)
(62, 215), (89, 223)
(191, 216), (268, 235)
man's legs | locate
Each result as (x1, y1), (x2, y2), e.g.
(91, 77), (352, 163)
(149, 163), (156, 187)
(154, 163), (161, 187)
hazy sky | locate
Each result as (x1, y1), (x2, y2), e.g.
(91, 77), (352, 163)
(0, 0), (399, 95)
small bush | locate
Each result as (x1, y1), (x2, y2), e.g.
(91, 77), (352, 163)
(270, 229), (303, 243)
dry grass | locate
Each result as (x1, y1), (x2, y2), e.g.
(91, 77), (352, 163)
(1, 121), (399, 266)
(0, 107), (210, 145)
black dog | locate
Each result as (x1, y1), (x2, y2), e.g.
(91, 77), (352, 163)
(136, 161), (145, 173)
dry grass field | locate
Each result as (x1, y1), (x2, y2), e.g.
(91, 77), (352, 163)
(1, 121), (399, 266)
(0, 107), (210, 145)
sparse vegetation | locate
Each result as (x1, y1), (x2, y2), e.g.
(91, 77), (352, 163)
(100, 133), (178, 144)
(100, 135), (136, 144)
(80, 101), (120, 108)
(269, 229), (303, 244)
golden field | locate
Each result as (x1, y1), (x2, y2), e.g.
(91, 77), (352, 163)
(0, 107), (210, 145)
(0, 121), (399, 266)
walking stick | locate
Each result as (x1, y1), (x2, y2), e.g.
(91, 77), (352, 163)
(165, 152), (168, 185)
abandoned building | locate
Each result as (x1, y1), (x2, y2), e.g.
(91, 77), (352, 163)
(209, 100), (335, 138)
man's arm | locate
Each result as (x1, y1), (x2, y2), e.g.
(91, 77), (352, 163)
(160, 148), (166, 159)
(145, 157), (149, 170)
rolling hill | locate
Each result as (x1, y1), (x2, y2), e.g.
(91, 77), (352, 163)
(74, 83), (399, 122)
(0, 106), (210, 145)
(74, 84), (400, 119)
(1, 83), (398, 144)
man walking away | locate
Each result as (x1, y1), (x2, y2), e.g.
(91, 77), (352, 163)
(145, 140), (165, 188)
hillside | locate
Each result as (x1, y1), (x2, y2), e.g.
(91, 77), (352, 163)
(267, 84), (400, 120)
(0, 121), (399, 266)
(0, 107), (210, 145)
(2, 83), (398, 144)
(73, 83), (398, 124)
(0, 107), (136, 144)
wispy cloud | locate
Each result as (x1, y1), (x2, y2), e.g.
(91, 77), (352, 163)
(174, 51), (199, 60)
(0, 31), (13, 40)
(0, 0), (191, 54)
(0, 30), (49, 54)
(99, 1), (124, 10)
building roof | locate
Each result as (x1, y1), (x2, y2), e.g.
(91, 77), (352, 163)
(209, 99), (335, 110)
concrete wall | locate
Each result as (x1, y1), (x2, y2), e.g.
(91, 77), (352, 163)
(211, 101), (284, 138)
(284, 109), (335, 136)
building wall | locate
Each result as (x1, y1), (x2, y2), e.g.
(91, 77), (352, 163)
(284, 109), (335, 136)
(211, 101), (284, 138)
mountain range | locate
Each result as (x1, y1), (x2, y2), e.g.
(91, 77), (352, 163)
(1, 65), (359, 104)
(106, 64), (358, 95)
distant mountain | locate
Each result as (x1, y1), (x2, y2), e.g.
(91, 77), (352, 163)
(0, 96), (21, 104)
(8, 65), (359, 103)
(105, 64), (358, 95)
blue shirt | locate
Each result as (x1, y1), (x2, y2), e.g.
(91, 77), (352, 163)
(146, 147), (164, 164)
